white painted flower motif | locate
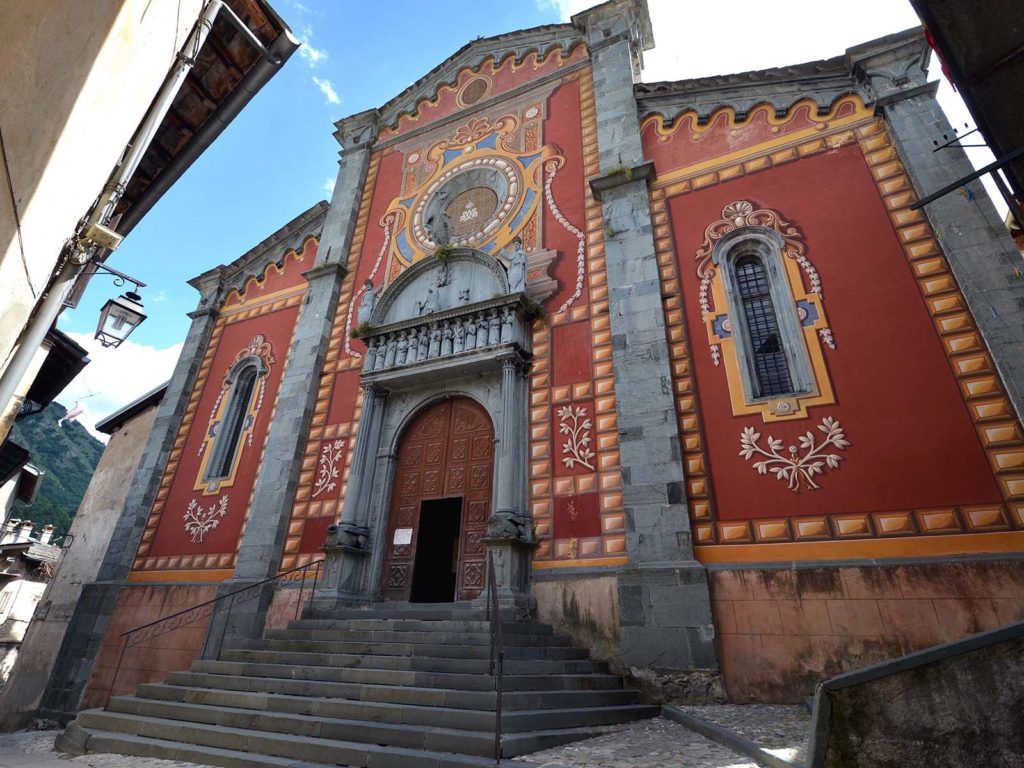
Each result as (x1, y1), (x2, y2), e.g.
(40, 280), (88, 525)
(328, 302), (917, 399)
(183, 495), (229, 543)
(738, 417), (849, 491)
(558, 404), (595, 471)
(311, 439), (346, 499)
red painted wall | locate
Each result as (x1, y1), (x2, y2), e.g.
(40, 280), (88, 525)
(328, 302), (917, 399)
(543, 78), (589, 312)
(147, 308), (300, 556)
(667, 146), (1001, 521)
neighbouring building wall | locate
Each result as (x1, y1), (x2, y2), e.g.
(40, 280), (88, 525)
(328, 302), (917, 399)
(0, 579), (47, 688)
(0, 401), (158, 729)
(0, 0), (202, 389)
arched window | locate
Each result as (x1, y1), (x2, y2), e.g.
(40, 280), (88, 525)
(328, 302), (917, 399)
(734, 255), (793, 398)
(205, 361), (261, 482)
(715, 231), (813, 403)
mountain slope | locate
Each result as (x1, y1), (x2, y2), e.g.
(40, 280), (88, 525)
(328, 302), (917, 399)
(8, 401), (105, 537)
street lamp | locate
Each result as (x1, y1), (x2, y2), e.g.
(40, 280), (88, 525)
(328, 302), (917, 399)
(89, 264), (148, 348)
(95, 291), (147, 347)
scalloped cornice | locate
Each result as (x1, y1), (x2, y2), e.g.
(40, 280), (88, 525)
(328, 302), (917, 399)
(188, 201), (329, 300)
(636, 27), (929, 124)
(374, 24), (581, 135)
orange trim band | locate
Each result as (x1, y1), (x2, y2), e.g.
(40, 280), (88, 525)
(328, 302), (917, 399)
(695, 530), (1024, 564)
(127, 569), (234, 583)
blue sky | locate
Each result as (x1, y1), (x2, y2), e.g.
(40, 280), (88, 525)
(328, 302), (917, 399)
(57, 0), (997, 435)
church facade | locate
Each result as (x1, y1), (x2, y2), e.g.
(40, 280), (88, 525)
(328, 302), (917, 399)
(42, 0), (1024, 717)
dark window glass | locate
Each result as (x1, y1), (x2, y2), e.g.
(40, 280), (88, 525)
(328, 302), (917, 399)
(734, 255), (793, 397)
(209, 365), (258, 479)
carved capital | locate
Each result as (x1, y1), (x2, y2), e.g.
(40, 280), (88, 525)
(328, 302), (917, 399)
(333, 109), (381, 151)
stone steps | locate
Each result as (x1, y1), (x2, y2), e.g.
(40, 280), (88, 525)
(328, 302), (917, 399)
(166, 667), (642, 710)
(63, 717), (548, 767)
(63, 605), (656, 767)
(133, 682), (656, 732)
(214, 654), (620, 692)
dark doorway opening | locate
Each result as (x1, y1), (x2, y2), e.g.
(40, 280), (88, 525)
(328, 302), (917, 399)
(410, 497), (462, 603)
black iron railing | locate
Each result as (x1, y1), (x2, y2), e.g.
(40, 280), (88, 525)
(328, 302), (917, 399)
(109, 559), (323, 704)
(485, 551), (505, 765)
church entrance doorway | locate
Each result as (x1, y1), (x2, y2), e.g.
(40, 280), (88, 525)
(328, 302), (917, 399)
(381, 397), (493, 602)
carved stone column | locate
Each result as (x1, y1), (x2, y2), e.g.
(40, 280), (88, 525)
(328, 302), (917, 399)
(482, 352), (533, 616)
(320, 383), (389, 602)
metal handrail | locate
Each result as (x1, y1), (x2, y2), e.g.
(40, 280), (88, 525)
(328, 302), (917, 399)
(108, 559), (323, 704)
(486, 551), (505, 765)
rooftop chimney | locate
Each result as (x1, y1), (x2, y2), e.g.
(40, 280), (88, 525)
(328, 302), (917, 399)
(15, 520), (34, 543)
(1, 520), (21, 544)
(38, 525), (55, 545)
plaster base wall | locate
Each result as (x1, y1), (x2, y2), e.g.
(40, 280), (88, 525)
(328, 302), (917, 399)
(80, 584), (214, 710)
(711, 558), (1024, 702)
(533, 575), (621, 668)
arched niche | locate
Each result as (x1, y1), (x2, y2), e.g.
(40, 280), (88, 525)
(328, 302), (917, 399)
(369, 249), (510, 327)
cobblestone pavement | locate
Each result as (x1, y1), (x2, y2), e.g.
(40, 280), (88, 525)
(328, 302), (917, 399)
(0, 730), (207, 768)
(673, 704), (811, 765)
(514, 717), (759, 767)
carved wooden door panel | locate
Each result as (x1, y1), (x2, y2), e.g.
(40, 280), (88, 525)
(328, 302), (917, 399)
(381, 397), (493, 601)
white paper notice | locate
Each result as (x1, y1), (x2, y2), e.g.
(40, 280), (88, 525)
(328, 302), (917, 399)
(393, 527), (413, 545)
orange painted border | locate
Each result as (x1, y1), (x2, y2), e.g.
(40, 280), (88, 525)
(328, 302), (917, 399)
(127, 569), (234, 583)
(696, 531), (1024, 563)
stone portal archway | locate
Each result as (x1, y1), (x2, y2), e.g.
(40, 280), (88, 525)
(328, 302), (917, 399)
(381, 397), (493, 601)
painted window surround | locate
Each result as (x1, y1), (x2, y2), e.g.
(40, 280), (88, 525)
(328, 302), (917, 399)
(713, 228), (814, 404)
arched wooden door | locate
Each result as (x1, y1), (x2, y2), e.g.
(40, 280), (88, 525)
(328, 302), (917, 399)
(381, 397), (493, 601)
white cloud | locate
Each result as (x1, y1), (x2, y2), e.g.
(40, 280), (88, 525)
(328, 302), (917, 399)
(533, 0), (593, 21)
(150, 289), (168, 303)
(57, 331), (183, 442)
(312, 76), (340, 105)
(297, 25), (328, 67)
(323, 176), (336, 195)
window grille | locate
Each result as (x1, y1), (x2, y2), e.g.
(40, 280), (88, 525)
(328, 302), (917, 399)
(734, 255), (793, 398)
(206, 364), (259, 480)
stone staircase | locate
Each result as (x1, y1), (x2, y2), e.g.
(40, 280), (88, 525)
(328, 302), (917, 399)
(60, 602), (658, 767)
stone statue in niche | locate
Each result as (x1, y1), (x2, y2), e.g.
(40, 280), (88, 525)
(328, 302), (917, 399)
(453, 321), (466, 353)
(417, 327), (429, 360)
(428, 323), (441, 357)
(487, 311), (501, 346)
(383, 335), (398, 367)
(500, 307), (514, 343)
(502, 237), (528, 294)
(357, 279), (378, 325)
(441, 321), (453, 356)
(365, 338), (379, 369)
(395, 331), (408, 366)
(476, 314), (489, 348)
(465, 317), (477, 349)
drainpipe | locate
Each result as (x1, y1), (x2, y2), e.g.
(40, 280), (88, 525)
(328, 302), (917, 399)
(0, 0), (282, 421)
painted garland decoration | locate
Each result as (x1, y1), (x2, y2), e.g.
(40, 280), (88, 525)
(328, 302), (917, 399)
(311, 438), (346, 499)
(695, 200), (834, 366)
(738, 416), (849, 491)
(183, 495), (228, 543)
(558, 403), (595, 471)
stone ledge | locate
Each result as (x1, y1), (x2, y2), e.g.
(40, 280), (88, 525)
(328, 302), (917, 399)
(589, 161), (656, 200)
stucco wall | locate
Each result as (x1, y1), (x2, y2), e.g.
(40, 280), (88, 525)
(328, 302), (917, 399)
(533, 575), (621, 666)
(0, 0), (201, 379)
(711, 558), (1024, 702)
(0, 403), (158, 729)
